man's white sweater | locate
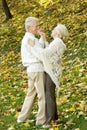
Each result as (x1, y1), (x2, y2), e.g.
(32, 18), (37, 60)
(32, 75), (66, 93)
(21, 32), (47, 72)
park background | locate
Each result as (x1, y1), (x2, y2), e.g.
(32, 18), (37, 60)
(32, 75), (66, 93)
(0, 0), (87, 130)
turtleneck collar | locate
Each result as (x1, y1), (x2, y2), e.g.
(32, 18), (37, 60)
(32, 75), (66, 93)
(26, 32), (35, 38)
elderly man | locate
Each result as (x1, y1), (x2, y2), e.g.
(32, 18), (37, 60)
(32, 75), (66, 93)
(17, 17), (47, 125)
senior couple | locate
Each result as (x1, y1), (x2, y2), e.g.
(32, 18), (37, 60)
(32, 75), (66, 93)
(17, 17), (68, 128)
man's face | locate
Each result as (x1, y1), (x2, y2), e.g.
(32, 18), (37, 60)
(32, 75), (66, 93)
(29, 21), (39, 34)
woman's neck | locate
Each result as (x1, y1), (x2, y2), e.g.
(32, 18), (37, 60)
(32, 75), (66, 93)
(53, 35), (59, 39)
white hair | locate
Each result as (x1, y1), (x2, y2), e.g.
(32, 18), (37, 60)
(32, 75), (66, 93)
(25, 17), (39, 31)
(55, 24), (69, 40)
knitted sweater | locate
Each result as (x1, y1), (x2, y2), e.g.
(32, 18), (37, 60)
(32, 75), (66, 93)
(21, 32), (48, 72)
(31, 37), (66, 87)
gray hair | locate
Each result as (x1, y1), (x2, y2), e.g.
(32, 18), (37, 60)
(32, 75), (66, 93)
(55, 24), (69, 40)
(25, 17), (39, 31)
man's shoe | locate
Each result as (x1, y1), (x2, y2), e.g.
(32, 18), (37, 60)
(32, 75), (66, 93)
(42, 124), (51, 128)
(17, 119), (24, 123)
(17, 119), (35, 124)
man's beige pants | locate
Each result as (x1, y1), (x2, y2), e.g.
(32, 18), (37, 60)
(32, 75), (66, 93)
(17, 72), (46, 125)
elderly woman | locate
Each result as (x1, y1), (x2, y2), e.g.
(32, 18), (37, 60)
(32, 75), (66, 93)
(31, 23), (69, 127)
(32, 24), (68, 88)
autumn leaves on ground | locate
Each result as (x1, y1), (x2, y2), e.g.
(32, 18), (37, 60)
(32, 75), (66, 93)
(0, 0), (87, 130)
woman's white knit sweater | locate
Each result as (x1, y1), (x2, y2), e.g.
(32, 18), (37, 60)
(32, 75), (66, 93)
(31, 37), (66, 87)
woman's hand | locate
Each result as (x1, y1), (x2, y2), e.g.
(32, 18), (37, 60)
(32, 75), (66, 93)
(28, 39), (35, 47)
(38, 29), (47, 41)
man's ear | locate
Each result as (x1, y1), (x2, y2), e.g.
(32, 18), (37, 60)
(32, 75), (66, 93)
(27, 26), (30, 32)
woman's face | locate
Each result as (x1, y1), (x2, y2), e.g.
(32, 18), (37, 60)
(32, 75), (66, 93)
(51, 28), (58, 38)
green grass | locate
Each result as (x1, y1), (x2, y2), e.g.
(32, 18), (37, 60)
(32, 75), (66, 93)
(0, 0), (87, 130)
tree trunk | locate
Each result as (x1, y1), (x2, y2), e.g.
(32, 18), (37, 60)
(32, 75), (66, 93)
(2, 0), (13, 20)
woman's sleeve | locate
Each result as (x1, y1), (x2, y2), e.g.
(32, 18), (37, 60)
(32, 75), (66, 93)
(39, 37), (49, 48)
(54, 38), (66, 56)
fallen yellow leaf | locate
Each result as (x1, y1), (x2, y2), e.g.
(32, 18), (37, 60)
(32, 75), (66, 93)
(75, 128), (80, 130)
(14, 111), (19, 118)
(8, 125), (14, 130)
(49, 128), (54, 130)
(69, 106), (75, 112)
